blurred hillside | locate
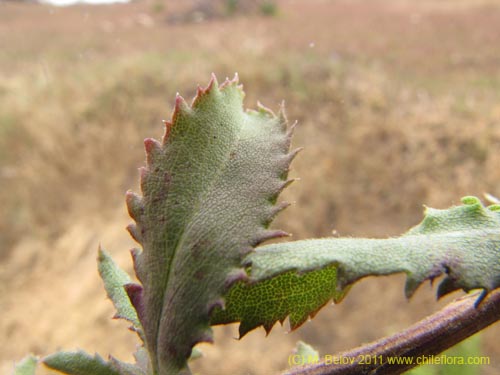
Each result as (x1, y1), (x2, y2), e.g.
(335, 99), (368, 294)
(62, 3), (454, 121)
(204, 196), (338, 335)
(1, 0), (500, 374)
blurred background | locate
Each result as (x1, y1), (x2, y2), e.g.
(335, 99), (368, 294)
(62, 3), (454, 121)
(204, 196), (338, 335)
(1, 0), (500, 374)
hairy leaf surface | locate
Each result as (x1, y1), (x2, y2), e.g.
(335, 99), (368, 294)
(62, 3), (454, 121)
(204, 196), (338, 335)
(43, 351), (120, 375)
(97, 248), (143, 337)
(126, 75), (296, 374)
(212, 197), (500, 335)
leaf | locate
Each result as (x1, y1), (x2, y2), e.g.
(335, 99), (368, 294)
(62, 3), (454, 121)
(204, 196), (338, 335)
(212, 197), (500, 335)
(294, 341), (319, 360)
(188, 348), (203, 362)
(107, 347), (152, 375)
(108, 356), (147, 375)
(125, 74), (296, 374)
(97, 247), (143, 337)
(211, 265), (345, 336)
(13, 355), (38, 375)
(43, 351), (120, 375)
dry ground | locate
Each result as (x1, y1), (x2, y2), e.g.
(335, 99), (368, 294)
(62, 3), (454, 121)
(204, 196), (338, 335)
(1, 0), (500, 374)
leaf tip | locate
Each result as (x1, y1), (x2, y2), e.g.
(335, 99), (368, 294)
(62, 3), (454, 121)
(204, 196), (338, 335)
(126, 190), (144, 222)
(263, 322), (276, 336)
(207, 298), (225, 316)
(172, 93), (191, 124)
(253, 229), (291, 246)
(144, 137), (162, 164)
(192, 74), (220, 108)
(220, 72), (239, 88)
(286, 147), (303, 164)
(126, 223), (142, 244)
(404, 275), (421, 299)
(257, 101), (276, 117)
(461, 196), (481, 205)
(278, 100), (287, 129)
(97, 245), (105, 260)
(268, 201), (292, 220)
(224, 268), (249, 290)
(436, 277), (461, 299)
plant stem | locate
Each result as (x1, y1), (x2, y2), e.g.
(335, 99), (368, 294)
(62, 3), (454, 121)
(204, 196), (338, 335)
(284, 289), (500, 375)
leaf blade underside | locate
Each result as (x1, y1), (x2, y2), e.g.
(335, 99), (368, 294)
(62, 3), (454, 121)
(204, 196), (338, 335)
(212, 197), (500, 336)
(126, 75), (296, 374)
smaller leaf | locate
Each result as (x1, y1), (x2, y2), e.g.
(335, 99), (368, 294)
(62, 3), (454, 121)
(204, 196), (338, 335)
(211, 265), (345, 336)
(294, 341), (319, 359)
(13, 355), (38, 375)
(188, 348), (203, 362)
(97, 247), (143, 337)
(43, 351), (120, 375)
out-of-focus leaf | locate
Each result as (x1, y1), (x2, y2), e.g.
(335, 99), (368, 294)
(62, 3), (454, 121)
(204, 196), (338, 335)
(13, 355), (38, 375)
(43, 351), (120, 375)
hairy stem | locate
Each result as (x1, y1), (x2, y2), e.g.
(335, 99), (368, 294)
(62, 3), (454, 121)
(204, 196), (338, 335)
(285, 289), (500, 375)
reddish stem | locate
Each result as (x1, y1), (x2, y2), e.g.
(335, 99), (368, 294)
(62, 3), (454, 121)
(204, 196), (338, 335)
(285, 289), (500, 375)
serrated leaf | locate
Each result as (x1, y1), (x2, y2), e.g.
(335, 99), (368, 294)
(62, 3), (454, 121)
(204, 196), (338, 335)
(126, 74), (295, 374)
(43, 351), (120, 375)
(97, 248), (143, 337)
(131, 347), (153, 375)
(214, 197), (500, 335)
(211, 265), (344, 336)
(13, 355), (38, 375)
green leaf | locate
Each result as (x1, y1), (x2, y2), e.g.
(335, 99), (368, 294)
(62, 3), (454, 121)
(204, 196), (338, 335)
(211, 265), (345, 336)
(13, 355), (38, 375)
(107, 347), (151, 375)
(125, 74), (296, 374)
(213, 197), (500, 335)
(294, 341), (319, 360)
(108, 356), (147, 375)
(43, 351), (120, 375)
(188, 348), (203, 362)
(97, 247), (143, 337)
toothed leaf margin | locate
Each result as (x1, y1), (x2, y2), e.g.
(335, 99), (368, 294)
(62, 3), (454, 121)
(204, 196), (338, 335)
(214, 197), (500, 335)
(125, 74), (297, 373)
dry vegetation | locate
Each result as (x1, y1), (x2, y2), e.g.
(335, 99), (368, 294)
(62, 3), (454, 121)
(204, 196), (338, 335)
(1, 0), (500, 374)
